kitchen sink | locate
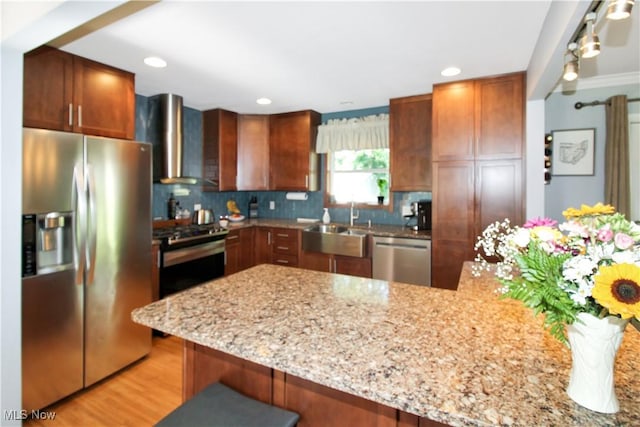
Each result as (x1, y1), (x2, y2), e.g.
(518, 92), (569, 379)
(302, 225), (368, 258)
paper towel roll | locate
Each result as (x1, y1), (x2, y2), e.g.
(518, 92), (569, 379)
(286, 192), (308, 201)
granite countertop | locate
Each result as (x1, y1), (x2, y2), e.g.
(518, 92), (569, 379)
(132, 262), (639, 426)
(225, 218), (431, 239)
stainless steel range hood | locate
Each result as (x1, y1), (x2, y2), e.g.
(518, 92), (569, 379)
(158, 93), (200, 185)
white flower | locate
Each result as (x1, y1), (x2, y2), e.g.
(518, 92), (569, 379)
(533, 227), (557, 243)
(511, 228), (530, 248)
(570, 282), (593, 305)
(562, 256), (597, 281)
(539, 241), (556, 254)
(611, 248), (640, 264)
(559, 220), (588, 238)
(586, 242), (615, 262)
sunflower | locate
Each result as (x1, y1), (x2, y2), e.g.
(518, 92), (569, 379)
(592, 263), (640, 319)
(562, 203), (616, 219)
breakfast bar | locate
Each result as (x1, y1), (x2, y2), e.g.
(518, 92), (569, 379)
(132, 263), (640, 426)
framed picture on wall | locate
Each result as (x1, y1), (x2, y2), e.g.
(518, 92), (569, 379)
(551, 128), (595, 176)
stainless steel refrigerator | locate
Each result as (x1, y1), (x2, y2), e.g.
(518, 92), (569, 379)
(21, 127), (152, 411)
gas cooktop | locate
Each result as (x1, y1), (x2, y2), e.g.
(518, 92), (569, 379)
(153, 224), (229, 246)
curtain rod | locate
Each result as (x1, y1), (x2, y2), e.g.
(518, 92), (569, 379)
(574, 98), (640, 110)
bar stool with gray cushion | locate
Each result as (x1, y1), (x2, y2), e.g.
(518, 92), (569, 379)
(155, 382), (299, 427)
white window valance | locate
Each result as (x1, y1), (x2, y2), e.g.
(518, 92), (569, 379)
(316, 114), (389, 153)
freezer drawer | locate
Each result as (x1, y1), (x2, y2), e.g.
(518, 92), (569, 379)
(372, 236), (431, 286)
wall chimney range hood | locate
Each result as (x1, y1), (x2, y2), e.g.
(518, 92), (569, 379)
(158, 93), (212, 185)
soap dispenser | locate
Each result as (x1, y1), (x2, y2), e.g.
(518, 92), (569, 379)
(322, 208), (331, 224)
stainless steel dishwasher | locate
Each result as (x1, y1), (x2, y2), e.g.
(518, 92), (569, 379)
(372, 236), (431, 286)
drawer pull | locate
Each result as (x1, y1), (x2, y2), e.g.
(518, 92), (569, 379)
(276, 246), (289, 251)
(276, 233), (289, 238)
(226, 235), (239, 240)
(275, 259), (289, 264)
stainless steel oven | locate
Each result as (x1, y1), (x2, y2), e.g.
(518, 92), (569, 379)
(154, 225), (228, 298)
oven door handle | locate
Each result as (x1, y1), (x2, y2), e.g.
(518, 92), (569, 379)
(163, 240), (225, 267)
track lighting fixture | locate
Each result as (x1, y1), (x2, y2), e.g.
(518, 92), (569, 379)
(561, 1), (631, 83)
(606, 0), (634, 20)
(563, 43), (579, 81)
(580, 12), (601, 58)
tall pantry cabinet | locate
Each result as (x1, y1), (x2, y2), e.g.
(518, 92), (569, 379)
(431, 72), (525, 290)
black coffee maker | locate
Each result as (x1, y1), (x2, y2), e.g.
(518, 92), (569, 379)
(410, 200), (431, 231)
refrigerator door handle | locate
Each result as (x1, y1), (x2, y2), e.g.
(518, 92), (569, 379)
(85, 164), (97, 285)
(72, 165), (86, 285)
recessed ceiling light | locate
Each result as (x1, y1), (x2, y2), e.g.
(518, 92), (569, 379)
(441, 67), (461, 77)
(256, 97), (272, 105)
(144, 56), (167, 68)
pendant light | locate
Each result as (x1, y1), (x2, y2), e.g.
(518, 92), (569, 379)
(580, 12), (601, 59)
(606, 0), (634, 20)
(563, 43), (579, 81)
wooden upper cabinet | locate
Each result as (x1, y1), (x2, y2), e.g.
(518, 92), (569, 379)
(432, 81), (475, 161)
(23, 46), (135, 140)
(72, 56), (135, 139)
(389, 94), (432, 191)
(237, 115), (270, 191)
(474, 73), (524, 160)
(269, 110), (321, 191)
(202, 109), (238, 191)
(23, 47), (73, 131)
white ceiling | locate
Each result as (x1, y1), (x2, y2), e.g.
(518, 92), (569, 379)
(56, 1), (639, 114)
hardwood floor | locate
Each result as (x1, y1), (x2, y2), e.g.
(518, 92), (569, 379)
(25, 336), (183, 427)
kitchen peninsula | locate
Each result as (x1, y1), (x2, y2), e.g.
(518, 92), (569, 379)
(132, 263), (640, 426)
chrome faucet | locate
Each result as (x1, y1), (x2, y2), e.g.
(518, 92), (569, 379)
(350, 202), (359, 226)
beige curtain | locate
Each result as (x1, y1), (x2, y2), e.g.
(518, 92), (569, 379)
(316, 114), (389, 153)
(604, 95), (631, 218)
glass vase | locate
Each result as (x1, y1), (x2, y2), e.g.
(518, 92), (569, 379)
(566, 312), (628, 413)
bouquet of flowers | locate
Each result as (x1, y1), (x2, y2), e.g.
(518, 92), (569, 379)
(473, 203), (640, 345)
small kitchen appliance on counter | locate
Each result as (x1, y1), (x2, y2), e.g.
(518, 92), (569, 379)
(404, 200), (432, 231)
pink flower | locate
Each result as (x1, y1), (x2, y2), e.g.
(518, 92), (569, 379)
(596, 225), (614, 242)
(614, 233), (634, 250)
(523, 217), (557, 229)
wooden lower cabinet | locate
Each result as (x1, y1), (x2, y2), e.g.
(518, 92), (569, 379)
(431, 161), (475, 290)
(271, 228), (299, 267)
(183, 341), (449, 427)
(224, 228), (254, 275)
(299, 250), (372, 278)
(254, 227), (272, 265)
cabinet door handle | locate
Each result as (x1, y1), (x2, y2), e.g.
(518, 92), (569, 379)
(267, 231), (272, 245)
(275, 259), (289, 264)
(69, 104), (73, 126)
(78, 105), (83, 127)
(328, 258), (332, 271)
(226, 235), (239, 240)
(333, 259), (337, 273)
(305, 174), (309, 188)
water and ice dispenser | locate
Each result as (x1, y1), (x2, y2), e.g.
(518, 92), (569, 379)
(22, 212), (74, 277)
